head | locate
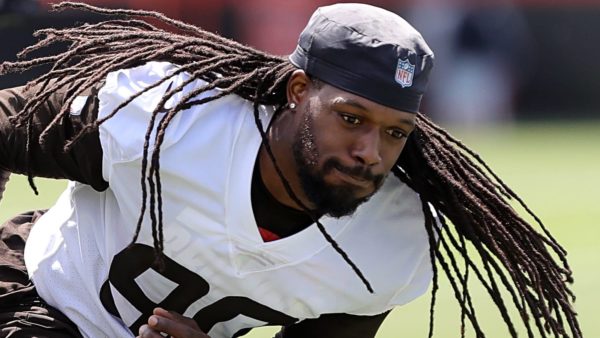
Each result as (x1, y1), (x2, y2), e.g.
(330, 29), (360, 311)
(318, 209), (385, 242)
(284, 72), (415, 217)
(283, 3), (433, 217)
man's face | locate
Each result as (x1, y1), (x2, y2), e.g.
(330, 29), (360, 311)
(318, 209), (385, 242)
(290, 79), (416, 218)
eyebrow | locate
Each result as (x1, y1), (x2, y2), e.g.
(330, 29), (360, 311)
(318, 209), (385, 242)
(332, 97), (416, 127)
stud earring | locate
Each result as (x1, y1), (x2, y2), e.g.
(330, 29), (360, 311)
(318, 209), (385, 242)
(288, 102), (297, 110)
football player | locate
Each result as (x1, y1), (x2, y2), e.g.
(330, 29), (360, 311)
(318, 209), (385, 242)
(0, 2), (580, 338)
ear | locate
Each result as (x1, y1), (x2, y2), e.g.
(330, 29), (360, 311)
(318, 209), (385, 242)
(286, 69), (311, 107)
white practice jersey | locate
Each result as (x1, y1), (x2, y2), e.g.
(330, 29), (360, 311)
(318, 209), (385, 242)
(24, 62), (432, 338)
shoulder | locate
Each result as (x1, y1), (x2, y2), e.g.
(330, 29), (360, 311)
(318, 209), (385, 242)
(97, 61), (252, 163)
(98, 61), (216, 118)
(357, 175), (425, 236)
(336, 177), (432, 309)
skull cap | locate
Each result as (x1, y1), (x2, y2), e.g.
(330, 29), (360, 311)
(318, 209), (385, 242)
(289, 3), (434, 113)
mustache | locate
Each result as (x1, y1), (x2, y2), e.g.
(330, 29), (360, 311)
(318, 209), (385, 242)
(323, 158), (385, 186)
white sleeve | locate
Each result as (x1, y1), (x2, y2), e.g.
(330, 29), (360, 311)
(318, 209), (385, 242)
(387, 203), (439, 307)
(98, 61), (180, 164)
(97, 61), (217, 183)
(388, 247), (433, 306)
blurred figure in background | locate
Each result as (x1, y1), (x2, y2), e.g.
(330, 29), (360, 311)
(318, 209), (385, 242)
(406, 1), (533, 126)
(0, 0), (38, 14)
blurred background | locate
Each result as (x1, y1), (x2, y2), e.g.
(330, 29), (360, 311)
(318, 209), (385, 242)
(1, 0), (598, 337)
(2, 0), (600, 123)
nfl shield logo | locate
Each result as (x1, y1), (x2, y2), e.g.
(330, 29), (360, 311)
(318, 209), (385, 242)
(395, 58), (415, 88)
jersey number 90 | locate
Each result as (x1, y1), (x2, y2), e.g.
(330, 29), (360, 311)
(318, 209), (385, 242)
(99, 244), (297, 337)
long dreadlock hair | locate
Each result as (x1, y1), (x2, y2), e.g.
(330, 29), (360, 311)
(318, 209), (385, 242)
(1, 2), (581, 337)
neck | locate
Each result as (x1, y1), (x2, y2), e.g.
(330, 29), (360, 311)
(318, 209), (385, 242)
(258, 114), (314, 212)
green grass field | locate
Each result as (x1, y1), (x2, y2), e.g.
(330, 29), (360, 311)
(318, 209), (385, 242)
(0, 121), (598, 338)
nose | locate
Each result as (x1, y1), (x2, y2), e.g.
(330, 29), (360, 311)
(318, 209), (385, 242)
(351, 128), (382, 166)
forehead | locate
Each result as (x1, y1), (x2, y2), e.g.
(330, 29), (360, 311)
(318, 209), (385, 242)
(312, 81), (416, 127)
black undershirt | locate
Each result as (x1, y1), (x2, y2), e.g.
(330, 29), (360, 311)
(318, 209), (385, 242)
(251, 157), (315, 239)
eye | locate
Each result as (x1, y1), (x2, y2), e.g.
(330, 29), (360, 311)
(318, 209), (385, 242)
(386, 128), (407, 140)
(340, 113), (361, 125)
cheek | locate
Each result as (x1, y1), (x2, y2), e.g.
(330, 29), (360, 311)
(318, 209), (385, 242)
(316, 133), (353, 165)
(310, 116), (349, 158)
(381, 141), (407, 169)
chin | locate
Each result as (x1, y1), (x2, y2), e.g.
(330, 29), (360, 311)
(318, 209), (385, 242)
(318, 189), (374, 219)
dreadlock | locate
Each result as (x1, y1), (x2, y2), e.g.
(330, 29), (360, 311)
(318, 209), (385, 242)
(0, 2), (580, 337)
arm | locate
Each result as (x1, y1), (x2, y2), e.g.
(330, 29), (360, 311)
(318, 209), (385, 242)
(276, 311), (390, 338)
(0, 83), (107, 191)
(135, 309), (388, 338)
(137, 308), (211, 338)
(0, 169), (8, 202)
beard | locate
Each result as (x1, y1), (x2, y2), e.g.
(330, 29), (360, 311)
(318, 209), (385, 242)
(291, 111), (385, 218)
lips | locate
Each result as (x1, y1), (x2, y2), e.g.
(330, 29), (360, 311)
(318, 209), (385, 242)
(332, 167), (373, 189)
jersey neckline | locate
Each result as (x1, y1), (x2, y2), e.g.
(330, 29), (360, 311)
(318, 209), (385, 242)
(224, 104), (354, 274)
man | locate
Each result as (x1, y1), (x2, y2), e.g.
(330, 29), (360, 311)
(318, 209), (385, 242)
(0, 2), (580, 338)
